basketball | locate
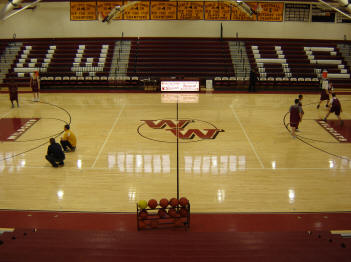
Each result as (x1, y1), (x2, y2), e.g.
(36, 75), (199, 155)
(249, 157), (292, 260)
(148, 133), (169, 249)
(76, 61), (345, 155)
(159, 198), (169, 208)
(158, 208), (167, 218)
(148, 199), (158, 209)
(138, 200), (148, 209)
(169, 198), (179, 207)
(168, 208), (178, 217)
(139, 210), (148, 219)
(179, 207), (188, 217)
(179, 197), (189, 207)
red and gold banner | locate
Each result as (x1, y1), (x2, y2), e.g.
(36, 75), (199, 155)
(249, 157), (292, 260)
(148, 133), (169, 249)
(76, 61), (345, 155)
(70, 1), (97, 20)
(257, 2), (283, 21)
(123, 1), (150, 20)
(70, 1), (284, 22)
(97, 1), (123, 20)
(231, 2), (257, 21)
(204, 1), (230, 20)
(177, 1), (204, 20)
(151, 1), (177, 20)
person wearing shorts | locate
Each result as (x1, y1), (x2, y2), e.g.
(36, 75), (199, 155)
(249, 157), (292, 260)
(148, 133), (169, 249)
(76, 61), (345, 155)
(317, 78), (332, 109)
(30, 71), (40, 102)
(289, 99), (302, 138)
(324, 93), (343, 124)
(8, 79), (19, 108)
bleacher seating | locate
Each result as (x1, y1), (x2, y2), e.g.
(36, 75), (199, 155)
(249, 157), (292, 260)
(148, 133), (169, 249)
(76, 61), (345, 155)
(5, 39), (116, 89)
(127, 38), (234, 80)
(1, 38), (351, 90)
(245, 39), (350, 90)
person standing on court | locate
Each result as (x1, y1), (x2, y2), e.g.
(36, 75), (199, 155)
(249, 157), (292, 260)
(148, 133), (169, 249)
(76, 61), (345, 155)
(296, 94), (304, 132)
(289, 99), (302, 138)
(46, 138), (65, 167)
(248, 68), (257, 92)
(317, 72), (332, 109)
(8, 79), (19, 108)
(60, 124), (77, 152)
(30, 71), (40, 102)
(324, 93), (343, 124)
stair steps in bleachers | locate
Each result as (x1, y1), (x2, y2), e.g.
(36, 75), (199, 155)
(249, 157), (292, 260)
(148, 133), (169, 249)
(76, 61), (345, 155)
(0, 42), (22, 84)
(228, 41), (251, 78)
(337, 44), (351, 69)
(110, 40), (131, 78)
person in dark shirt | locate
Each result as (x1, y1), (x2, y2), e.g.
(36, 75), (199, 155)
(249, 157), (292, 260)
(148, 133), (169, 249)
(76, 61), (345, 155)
(45, 138), (65, 167)
(289, 99), (302, 138)
(324, 93), (343, 124)
(296, 94), (304, 132)
(8, 79), (19, 108)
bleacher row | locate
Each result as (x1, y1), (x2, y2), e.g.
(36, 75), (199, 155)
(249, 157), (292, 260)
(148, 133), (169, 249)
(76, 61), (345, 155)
(245, 39), (351, 90)
(0, 38), (350, 90)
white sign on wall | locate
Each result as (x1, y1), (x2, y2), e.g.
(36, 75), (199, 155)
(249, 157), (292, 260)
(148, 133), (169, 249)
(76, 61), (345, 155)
(161, 81), (199, 92)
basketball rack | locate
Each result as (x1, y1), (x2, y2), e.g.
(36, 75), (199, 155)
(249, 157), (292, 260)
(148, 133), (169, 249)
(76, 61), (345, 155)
(136, 203), (190, 231)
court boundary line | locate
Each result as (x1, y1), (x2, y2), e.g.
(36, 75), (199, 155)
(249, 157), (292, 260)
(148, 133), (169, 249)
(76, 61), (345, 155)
(91, 103), (126, 168)
(1, 166), (351, 170)
(0, 110), (12, 119)
(230, 106), (265, 168)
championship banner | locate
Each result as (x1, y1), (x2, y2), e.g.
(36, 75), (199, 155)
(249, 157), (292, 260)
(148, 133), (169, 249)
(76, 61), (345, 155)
(231, 2), (257, 21)
(151, 1), (177, 20)
(204, 1), (231, 20)
(257, 2), (283, 22)
(97, 1), (123, 20)
(70, 1), (97, 21)
(123, 0), (150, 20)
(177, 1), (204, 20)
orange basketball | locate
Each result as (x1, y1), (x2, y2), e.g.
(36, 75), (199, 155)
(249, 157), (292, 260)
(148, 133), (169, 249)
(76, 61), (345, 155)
(159, 198), (169, 208)
(139, 210), (148, 219)
(169, 198), (179, 207)
(148, 199), (158, 209)
(168, 208), (178, 217)
(158, 208), (167, 218)
(179, 207), (188, 217)
(179, 197), (189, 207)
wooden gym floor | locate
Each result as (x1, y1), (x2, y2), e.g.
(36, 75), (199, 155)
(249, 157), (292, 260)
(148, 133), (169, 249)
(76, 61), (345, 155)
(0, 92), (351, 214)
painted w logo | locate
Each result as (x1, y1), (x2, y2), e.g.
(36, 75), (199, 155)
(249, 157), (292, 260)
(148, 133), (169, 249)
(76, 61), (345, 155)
(141, 120), (191, 129)
(166, 128), (224, 139)
(139, 119), (224, 141)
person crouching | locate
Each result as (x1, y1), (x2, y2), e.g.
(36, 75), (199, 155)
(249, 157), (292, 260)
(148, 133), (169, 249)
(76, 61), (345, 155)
(46, 138), (65, 167)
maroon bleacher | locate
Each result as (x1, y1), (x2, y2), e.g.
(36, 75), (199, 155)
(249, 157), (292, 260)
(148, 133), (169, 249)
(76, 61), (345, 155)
(1, 38), (351, 91)
(245, 39), (350, 91)
(127, 38), (234, 80)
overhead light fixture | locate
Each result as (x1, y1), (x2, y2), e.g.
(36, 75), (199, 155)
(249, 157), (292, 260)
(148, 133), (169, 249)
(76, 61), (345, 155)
(1, 0), (42, 21)
(102, 1), (138, 23)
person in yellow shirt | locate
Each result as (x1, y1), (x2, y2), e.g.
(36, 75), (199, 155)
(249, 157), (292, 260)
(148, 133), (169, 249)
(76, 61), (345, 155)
(60, 124), (77, 152)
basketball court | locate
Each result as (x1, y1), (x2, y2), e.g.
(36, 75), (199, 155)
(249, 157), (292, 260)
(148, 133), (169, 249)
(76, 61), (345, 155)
(1, 91), (351, 214)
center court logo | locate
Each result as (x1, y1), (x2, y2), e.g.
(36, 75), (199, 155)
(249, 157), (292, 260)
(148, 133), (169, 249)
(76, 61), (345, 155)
(137, 119), (224, 143)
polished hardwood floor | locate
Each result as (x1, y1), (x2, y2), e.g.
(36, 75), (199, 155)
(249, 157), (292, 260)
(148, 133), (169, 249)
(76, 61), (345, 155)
(0, 92), (351, 213)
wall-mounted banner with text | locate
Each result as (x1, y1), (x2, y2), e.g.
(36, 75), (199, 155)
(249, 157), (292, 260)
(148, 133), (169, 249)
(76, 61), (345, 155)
(177, 1), (204, 20)
(70, 0), (97, 20)
(151, 1), (177, 20)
